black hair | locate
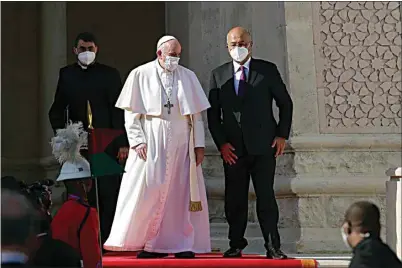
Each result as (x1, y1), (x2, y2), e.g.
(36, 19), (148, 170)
(344, 201), (381, 236)
(74, 32), (97, 47)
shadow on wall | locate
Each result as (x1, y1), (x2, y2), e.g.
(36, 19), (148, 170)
(273, 149), (301, 253)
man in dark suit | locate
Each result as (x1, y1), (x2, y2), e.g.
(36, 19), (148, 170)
(207, 27), (293, 259)
(49, 32), (129, 245)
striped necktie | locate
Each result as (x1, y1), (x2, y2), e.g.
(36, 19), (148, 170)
(238, 66), (246, 97)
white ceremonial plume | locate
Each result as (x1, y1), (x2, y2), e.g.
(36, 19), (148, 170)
(50, 122), (88, 164)
(156, 35), (177, 50)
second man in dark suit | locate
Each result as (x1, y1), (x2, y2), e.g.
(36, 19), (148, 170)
(207, 27), (293, 259)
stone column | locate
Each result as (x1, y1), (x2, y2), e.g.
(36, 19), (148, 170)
(39, 1), (67, 178)
(386, 167), (402, 260)
(283, 1), (401, 253)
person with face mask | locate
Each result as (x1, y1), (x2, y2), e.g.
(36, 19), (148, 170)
(48, 32), (129, 247)
(104, 35), (211, 258)
(207, 27), (293, 259)
(342, 201), (402, 268)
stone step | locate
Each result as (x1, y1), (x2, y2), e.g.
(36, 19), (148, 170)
(212, 225), (351, 268)
(295, 256), (350, 268)
(211, 237), (296, 254)
(210, 223), (351, 254)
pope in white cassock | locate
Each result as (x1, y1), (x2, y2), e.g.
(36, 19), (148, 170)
(103, 36), (212, 258)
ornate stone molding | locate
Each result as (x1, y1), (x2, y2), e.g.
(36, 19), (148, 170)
(206, 175), (388, 198)
(205, 134), (401, 154)
(289, 134), (401, 151)
(313, 1), (402, 134)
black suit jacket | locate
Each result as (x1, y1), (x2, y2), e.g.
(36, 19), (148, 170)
(350, 237), (402, 268)
(48, 62), (128, 147)
(207, 58), (293, 156)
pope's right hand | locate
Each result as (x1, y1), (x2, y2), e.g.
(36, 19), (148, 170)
(133, 143), (147, 161)
(220, 143), (237, 165)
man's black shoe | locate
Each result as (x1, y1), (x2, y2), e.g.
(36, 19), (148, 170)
(266, 250), (273, 259)
(137, 251), (168, 258)
(267, 247), (288, 259)
(223, 248), (242, 258)
(175, 251), (195, 258)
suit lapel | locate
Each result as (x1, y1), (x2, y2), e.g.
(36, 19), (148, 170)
(248, 58), (258, 85)
(248, 58), (264, 86)
(244, 58), (263, 99)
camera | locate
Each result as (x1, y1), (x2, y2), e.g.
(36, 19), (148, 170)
(20, 179), (55, 235)
(20, 179), (54, 213)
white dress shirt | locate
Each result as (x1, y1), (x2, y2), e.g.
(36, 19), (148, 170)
(233, 58), (251, 95)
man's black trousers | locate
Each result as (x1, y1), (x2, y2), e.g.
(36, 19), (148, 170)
(223, 149), (280, 250)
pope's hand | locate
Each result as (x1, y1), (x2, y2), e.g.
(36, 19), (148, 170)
(271, 137), (286, 158)
(133, 144), (147, 161)
(195, 147), (205, 166)
(117, 147), (129, 163)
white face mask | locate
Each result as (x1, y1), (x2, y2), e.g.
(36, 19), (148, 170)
(341, 228), (352, 250)
(230, 46), (249, 62)
(78, 51), (96, 66)
(164, 56), (180, 72)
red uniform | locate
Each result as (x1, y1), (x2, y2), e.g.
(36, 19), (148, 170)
(51, 196), (101, 268)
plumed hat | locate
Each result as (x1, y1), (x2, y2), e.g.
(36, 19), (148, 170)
(50, 122), (91, 182)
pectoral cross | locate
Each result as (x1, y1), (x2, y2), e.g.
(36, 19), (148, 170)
(164, 100), (174, 114)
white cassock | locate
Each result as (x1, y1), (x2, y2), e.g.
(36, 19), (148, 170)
(103, 60), (211, 253)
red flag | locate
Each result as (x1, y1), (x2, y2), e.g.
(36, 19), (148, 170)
(87, 128), (125, 178)
(88, 128), (125, 155)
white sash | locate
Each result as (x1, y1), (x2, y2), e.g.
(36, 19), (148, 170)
(188, 115), (202, 212)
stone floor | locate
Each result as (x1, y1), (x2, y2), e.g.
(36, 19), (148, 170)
(293, 255), (350, 268)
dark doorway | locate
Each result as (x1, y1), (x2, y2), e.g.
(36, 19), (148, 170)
(67, 2), (166, 79)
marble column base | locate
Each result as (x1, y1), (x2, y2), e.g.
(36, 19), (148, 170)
(386, 167), (402, 260)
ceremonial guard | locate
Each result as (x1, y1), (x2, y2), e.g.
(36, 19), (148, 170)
(50, 122), (102, 268)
